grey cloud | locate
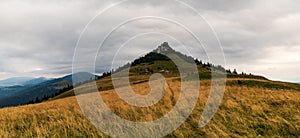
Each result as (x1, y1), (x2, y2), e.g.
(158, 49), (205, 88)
(0, 0), (299, 82)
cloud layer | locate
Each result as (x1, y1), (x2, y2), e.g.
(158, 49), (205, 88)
(0, 0), (299, 82)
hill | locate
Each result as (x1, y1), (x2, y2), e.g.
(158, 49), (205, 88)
(52, 42), (267, 100)
(0, 42), (299, 137)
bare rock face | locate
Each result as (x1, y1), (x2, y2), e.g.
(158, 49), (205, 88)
(153, 42), (175, 54)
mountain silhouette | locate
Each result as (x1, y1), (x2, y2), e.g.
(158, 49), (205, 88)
(0, 77), (34, 87)
(0, 72), (99, 108)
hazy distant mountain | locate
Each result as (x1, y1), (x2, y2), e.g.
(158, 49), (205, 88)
(0, 85), (28, 98)
(0, 77), (51, 98)
(0, 77), (34, 87)
(0, 72), (99, 108)
(0, 77), (52, 87)
(23, 77), (50, 86)
(60, 72), (99, 84)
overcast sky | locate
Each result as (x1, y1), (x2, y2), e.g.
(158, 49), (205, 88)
(0, 0), (299, 82)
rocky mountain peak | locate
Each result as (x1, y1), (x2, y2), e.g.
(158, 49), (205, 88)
(153, 42), (175, 54)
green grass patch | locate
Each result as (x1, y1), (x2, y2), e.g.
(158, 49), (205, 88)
(228, 80), (300, 91)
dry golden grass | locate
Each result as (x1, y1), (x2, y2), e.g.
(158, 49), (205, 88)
(0, 78), (300, 137)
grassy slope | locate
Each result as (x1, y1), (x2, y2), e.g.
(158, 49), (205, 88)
(0, 76), (299, 137)
(1, 60), (300, 137)
(51, 60), (281, 101)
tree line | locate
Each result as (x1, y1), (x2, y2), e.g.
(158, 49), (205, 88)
(25, 85), (74, 105)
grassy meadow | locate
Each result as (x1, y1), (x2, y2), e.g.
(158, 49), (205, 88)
(0, 76), (299, 137)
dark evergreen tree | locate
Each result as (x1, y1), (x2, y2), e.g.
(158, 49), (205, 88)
(233, 69), (238, 74)
(226, 69), (232, 74)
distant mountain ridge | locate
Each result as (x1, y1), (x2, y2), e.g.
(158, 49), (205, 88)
(0, 72), (99, 108)
(0, 85), (28, 97)
(0, 77), (51, 98)
(0, 77), (34, 87)
(23, 77), (50, 86)
(0, 77), (51, 87)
